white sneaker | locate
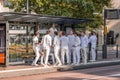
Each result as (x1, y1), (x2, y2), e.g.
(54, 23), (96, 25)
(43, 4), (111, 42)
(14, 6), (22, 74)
(90, 60), (96, 62)
(71, 63), (75, 65)
(41, 63), (45, 66)
(44, 65), (49, 68)
(76, 63), (80, 65)
(31, 63), (39, 66)
(58, 63), (62, 66)
(34, 64), (39, 66)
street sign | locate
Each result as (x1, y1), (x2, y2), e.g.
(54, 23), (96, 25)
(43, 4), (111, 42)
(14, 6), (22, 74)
(104, 9), (120, 19)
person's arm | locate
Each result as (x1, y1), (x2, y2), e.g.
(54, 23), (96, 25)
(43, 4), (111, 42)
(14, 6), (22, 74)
(86, 36), (89, 47)
(49, 36), (52, 47)
(75, 37), (80, 47)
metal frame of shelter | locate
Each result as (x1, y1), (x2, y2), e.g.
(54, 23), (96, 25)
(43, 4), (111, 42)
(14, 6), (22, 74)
(0, 12), (93, 67)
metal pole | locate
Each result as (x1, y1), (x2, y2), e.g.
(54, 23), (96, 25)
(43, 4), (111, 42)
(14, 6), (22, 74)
(26, 0), (29, 14)
(26, 26), (29, 55)
(116, 44), (118, 58)
(102, 9), (107, 59)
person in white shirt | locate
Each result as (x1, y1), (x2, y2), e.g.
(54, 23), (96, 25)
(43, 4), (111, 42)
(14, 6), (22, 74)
(53, 31), (62, 66)
(72, 32), (81, 65)
(49, 23), (57, 39)
(89, 32), (97, 62)
(81, 31), (89, 64)
(43, 30), (52, 67)
(60, 32), (70, 65)
(32, 32), (40, 66)
(68, 30), (75, 63)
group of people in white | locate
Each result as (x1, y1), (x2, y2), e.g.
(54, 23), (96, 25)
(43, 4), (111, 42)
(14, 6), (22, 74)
(32, 24), (97, 67)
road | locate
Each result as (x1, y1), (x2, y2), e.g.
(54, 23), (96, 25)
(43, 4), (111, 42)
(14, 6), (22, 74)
(1, 65), (120, 80)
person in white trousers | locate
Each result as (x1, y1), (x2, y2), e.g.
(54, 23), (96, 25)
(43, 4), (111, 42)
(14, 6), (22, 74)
(53, 31), (62, 66)
(72, 32), (81, 65)
(43, 30), (52, 67)
(68, 30), (75, 63)
(81, 31), (89, 64)
(89, 32), (97, 62)
(60, 32), (70, 65)
(32, 32), (40, 66)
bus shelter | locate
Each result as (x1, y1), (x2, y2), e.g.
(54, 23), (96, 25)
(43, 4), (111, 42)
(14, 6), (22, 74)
(0, 12), (93, 67)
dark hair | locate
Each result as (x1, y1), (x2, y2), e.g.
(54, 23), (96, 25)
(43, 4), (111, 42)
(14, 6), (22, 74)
(35, 32), (39, 36)
(46, 30), (51, 34)
(81, 31), (86, 34)
(54, 31), (58, 35)
(74, 32), (78, 36)
(91, 31), (96, 35)
(38, 40), (41, 43)
(62, 31), (66, 35)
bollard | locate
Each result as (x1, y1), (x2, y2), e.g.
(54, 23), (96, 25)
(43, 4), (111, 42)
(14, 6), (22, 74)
(116, 44), (118, 58)
(88, 43), (91, 61)
(102, 44), (107, 59)
(96, 48), (98, 60)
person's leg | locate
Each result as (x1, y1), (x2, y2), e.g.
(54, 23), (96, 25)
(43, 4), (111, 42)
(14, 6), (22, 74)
(66, 48), (70, 64)
(34, 48), (40, 66)
(54, 47), (62, 65)
(83, 48), (87, 64)
(45, 47), (50, 65)
(73, 48), (76, 64)
(69, 47), (72, 63)
(61, 48), (65, 65)
(41, 52), (44, 65)
(76, 47), (80, 64)
(91, 47), (96, 61)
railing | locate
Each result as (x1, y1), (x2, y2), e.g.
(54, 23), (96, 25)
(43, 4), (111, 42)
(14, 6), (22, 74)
(8, 44), (120, 65)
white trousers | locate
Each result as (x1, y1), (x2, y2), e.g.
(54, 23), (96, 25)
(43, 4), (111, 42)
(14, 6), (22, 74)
(91, 47), (96, 61)
(81, 47), (88, 64)
(40, 52), (44, 64)
(33, 47), (40, 65)
(73, 47), (80, 64)
(61, 47), (70, 64)
(54, 46), (62, 64)
(45, 47), (50, 65)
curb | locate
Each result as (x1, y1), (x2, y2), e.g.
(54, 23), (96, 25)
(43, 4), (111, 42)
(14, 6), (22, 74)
(57, 60), (120, 71)
(0, 60), (120, 78)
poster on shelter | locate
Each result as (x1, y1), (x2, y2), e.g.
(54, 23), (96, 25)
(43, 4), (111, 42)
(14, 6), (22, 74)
(0, 24), (6, 65)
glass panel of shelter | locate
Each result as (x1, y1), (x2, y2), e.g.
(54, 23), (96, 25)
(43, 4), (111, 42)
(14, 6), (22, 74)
(9, 23), (35, 63)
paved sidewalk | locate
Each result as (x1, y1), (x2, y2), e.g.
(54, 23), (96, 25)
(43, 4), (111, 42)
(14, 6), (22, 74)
(0, 59), (120, 78)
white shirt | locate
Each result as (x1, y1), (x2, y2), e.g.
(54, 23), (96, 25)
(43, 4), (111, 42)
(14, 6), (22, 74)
(33, 36), (38, 48)
(49, 27), (57, 39)
(68, 35), (75, 47)
(74, 36), (81, 47)
(89, 35), (97, 48)
(54, 36), (60, 47)
(81, 35), (89, 48)
(60, 36), (69, 49)
(43, 34), (52, 48)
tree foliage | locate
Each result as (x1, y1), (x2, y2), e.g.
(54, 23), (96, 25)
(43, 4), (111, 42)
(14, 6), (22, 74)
(7, 0), (111, 29)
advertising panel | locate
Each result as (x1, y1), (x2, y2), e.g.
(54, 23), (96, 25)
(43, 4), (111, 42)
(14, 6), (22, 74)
(0, 24), (6, 65)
